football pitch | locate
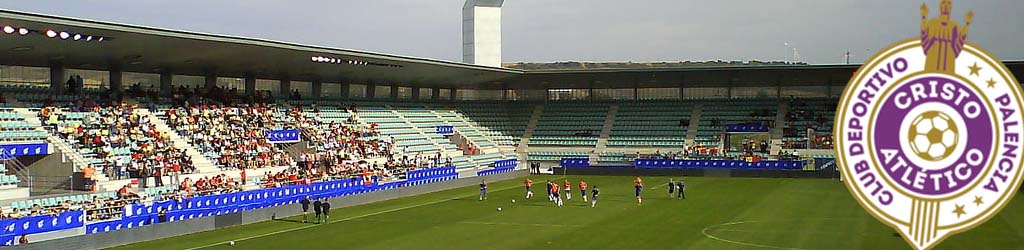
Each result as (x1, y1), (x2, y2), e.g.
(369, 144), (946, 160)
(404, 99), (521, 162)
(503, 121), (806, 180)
(109, 175), (1024, 250)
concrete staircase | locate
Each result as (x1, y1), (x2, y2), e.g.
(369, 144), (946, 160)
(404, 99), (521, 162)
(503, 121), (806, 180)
(386, 106), (463, 160)
(685, 104), (703, 145)
(450, 113), (505, 154)
(512, 104), (544, 160)
(770, 100), (790, 156)
(516, 105), (544, 152)
(17, 106), (114, 185)
(15, 106), (93, 177)
(426, 106), (504, 155)
(137, 109), (218, 173)
(593, 104), (618, 157)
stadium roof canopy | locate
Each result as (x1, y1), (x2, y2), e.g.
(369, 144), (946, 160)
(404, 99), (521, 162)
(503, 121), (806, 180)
(0, 9), (1021, 90)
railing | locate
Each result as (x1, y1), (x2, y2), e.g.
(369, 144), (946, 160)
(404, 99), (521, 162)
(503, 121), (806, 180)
(0, 149), (30, 189)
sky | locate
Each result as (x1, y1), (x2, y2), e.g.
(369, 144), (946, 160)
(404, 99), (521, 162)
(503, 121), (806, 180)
(3, 0), (1022, 64)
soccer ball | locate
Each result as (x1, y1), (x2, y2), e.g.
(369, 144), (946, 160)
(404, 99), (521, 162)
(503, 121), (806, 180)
(908, 111), (958, 161)
(229, 241), (235, 246)
(511, 199), (516, 203)
(497, 207), (502, 211)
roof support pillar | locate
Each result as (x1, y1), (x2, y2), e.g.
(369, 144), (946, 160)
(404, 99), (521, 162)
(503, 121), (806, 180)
(159, 72), (173, 97)
(279, 78), (291, 98)
(390, 85), (399, 99)
(340, 83), (350, 98)
(108, 68), (122, 94)
(411, 87), (421, 100)
(244, 75), (256, 97)
(49, 63), (65, 94)
(311, 81), (322, 100)
(776, 78), (783, 98)
(432, 88), (441, 100)
(204, 75), (216, 92)
(366, 83), (376, 98)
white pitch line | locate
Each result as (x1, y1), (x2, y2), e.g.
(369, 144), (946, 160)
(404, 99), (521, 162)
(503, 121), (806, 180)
(701, 221), (820, 250)
(700, 218), (859, 250)
(649, 182), (670, 190)
(350, 218), (584, 228)
(184, 184), (526, 250)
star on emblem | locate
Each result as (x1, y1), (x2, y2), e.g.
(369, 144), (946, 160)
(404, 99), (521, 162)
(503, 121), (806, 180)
(973, 196), (984, 206)
(968, 62), (982, 76)
(953, 204), (967, 218)
(987, 78), (997, 88)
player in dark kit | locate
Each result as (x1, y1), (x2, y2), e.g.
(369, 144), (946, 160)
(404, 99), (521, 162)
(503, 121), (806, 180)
(313, 199), (323, 224)
(667, 178), (675, 197)
(546, 180), (554, 201)
(321, 199), (331, 223)
(676, 180), (686, 199)
(590, 185), (600, 207)
(634, 176), (644, 205)
(300, 195), (311, 223)
(479, 180), (488, 201)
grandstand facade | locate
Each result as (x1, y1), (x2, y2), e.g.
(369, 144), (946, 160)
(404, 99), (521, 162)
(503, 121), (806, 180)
(0, 9), (1022, 249)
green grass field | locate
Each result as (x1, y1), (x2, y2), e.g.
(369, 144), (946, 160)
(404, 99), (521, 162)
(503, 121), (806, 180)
(109, 175), (1024, 250)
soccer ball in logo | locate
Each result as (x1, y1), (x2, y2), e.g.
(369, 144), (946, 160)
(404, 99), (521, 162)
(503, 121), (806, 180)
(908, 111), (958, 161)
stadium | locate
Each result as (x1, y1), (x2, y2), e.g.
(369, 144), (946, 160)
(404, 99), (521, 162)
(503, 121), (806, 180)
(0, 1), (1022, 249)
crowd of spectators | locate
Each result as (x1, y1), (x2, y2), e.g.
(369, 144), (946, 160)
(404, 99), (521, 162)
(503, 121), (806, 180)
(165, 104), (294, 171)
(8, 101), (457, 227)
(173, 173), (242, 198)
(1, 190), (143, 223)
(41, 103), (195, 187)
(291, 105), (391, 160)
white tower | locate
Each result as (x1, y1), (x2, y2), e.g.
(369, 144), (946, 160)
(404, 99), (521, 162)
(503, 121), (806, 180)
(462, 0), (504, 67)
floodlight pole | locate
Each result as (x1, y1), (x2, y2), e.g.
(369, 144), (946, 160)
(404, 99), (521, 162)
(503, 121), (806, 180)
(783, 42), (789, 63)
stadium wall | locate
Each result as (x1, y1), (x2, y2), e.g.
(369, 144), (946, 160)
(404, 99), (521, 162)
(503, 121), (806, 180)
(9, 170), (528, 250)
(556, 167), (839, 179)
(20, 153), (75, 195)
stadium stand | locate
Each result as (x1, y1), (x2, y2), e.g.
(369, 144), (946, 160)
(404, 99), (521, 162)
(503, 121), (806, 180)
(163, 104), (294, 171)
(453, 102), (532, 147)
(695, 98), (778, 147)
(608, 101), (690, 147)
(783, 97), (837, 149)
(0, 106), (46, 143)
(40, 104), (196, 182)
(529, 102), (606, 147)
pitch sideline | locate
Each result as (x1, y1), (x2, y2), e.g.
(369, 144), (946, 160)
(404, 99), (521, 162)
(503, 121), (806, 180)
(184, 178), (555, 250)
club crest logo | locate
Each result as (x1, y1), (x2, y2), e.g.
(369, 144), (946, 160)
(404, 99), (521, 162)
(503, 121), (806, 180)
(835, 1), (1024, 249)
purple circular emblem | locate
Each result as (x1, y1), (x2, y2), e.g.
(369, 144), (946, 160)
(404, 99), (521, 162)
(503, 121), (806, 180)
(872, 75), (992, 196)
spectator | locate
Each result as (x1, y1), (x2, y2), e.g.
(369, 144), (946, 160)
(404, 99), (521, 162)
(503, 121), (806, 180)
(82, 165), (95, 191)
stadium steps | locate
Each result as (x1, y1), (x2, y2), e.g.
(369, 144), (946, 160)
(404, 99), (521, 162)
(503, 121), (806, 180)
(770, 100), (789, 156)
(684, 104), (703, 145)
(138, 109), (218, 174)
(593, 104), (618, 156)
(45, 136), (91, 172)
(516, 105), (543, 153)
(441, 111), (506, 154)
(387, 105), (461, 159)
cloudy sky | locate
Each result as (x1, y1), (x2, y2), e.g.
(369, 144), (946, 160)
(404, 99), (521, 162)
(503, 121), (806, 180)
(3, 0), (1022, 64)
